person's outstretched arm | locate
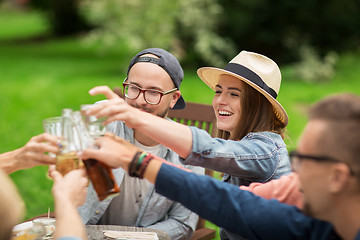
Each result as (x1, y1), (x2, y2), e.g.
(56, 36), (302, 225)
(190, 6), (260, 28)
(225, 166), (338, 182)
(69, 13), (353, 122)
(85, 85), (193, 158)
(0, 133), (58, 174)
(81, 135), (317, 239)
(49, 168), (88, 240)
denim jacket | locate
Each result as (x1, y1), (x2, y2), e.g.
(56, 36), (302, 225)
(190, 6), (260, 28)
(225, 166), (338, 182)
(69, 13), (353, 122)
(181, 127), (292, 240)
(78, 121), (204, 240)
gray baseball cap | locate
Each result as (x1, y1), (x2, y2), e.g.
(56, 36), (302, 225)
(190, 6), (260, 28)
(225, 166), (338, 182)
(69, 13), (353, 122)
(127, 48), (185, 109)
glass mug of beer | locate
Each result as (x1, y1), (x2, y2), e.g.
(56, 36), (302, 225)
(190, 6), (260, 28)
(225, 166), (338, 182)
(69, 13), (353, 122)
(43, 115), (81, 176)
(44, 109), (119, 200)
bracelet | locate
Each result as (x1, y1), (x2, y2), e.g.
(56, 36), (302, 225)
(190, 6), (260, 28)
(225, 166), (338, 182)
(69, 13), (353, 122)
(139, 153), (153, 172)
(129, 151), (142, 177)
(137, 153), (152, 178)
(138, 154), (154, 179)
(128, 151), (154, 178)
(135, 152), (147, 170)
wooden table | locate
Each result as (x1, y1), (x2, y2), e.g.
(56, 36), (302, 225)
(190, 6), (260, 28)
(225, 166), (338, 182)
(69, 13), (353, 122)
(86, 225), (170, 240)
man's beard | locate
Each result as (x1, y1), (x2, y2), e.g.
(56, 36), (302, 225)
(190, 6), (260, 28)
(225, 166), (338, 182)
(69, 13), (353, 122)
(130, 103), (169, 118)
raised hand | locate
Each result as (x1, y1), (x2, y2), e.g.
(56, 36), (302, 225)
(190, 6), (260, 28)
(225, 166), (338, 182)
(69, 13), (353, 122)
(81, 133), (141, 171)
(49, 167), (88, 240)
(1, 133), (59, 174)
(50, 167), (88, 208)
(86, 85), (144, 128)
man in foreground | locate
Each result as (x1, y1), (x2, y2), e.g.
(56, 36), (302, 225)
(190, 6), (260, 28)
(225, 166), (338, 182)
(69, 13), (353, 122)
(82, 93), (360, 239)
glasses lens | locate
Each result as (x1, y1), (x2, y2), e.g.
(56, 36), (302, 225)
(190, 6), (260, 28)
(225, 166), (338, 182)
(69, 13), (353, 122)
(124, 85), (140, 99)
(144, 90), (161, 104)
(290, 151), (299, 171)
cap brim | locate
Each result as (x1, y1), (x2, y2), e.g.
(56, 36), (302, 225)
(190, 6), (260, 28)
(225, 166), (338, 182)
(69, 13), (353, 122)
(172, 95), (186, 110)
(197, 67), (288, 126)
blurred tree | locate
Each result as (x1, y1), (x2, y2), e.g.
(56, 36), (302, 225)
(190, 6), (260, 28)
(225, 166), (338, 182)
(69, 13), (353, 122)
(219, 0), (360, 63)
(17, 0), (356, 67)
(79, 0), (360, 66)
(29, 0), (91, 36)
(79, 0), (236, 67)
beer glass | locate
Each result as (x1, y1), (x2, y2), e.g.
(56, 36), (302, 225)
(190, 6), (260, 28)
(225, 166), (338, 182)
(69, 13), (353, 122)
(43, 113), (81, 176)
(77, 106), (120, 201)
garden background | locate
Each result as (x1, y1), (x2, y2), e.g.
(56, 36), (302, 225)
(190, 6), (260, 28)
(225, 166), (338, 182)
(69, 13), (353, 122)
(1, 1), (359, 239)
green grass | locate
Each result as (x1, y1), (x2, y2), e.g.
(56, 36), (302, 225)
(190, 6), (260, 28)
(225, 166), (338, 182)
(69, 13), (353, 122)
(1, 8), (359, 240)
(0, 8), (48, 40)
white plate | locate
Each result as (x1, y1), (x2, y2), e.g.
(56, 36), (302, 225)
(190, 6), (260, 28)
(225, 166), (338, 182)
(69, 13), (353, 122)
(13, 221), (33, 233)
(33, 217), (56, 225)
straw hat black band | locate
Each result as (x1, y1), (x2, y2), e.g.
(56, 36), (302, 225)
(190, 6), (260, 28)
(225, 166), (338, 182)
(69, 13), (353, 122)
(225, 63), (277, 99)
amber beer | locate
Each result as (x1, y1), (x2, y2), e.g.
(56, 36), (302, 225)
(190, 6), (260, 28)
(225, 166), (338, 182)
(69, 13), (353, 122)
(78, 105), (119, 200)
(56, 152), (80, 176)
(83, 158), (120, 201)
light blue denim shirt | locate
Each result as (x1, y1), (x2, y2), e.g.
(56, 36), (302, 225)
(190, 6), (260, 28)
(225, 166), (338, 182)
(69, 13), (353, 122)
(78, 121), (204, 240)
(181, 127), (292, 240)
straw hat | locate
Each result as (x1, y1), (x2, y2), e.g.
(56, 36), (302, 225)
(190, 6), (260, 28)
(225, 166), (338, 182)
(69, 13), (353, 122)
(197, 50), (288, 126)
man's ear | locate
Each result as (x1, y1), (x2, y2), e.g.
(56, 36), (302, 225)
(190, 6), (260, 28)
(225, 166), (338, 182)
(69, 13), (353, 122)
(170, 90), (181, 109)
(328, 164), (351, 193)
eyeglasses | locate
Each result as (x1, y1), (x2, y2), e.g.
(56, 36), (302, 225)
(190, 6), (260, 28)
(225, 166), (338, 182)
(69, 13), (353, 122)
(122, 82), (177, 105)
(290, 150), (354, 175)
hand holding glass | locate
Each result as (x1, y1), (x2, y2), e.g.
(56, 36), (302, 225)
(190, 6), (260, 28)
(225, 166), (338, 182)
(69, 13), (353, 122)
(79, 105), (120, 200)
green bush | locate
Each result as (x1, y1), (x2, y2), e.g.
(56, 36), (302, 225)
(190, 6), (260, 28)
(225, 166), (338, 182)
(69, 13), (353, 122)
(293, 45), (338, 82)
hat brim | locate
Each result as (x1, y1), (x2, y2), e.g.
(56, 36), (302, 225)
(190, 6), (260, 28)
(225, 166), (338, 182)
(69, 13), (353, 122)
(197, 67), (288, 126)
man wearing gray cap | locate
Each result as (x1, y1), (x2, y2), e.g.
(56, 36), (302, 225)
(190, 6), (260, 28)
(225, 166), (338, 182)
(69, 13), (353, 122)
(79, 48), (204, 239)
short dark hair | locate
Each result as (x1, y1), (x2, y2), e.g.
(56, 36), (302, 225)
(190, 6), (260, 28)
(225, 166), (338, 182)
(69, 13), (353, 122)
(309, 93), (360, 177)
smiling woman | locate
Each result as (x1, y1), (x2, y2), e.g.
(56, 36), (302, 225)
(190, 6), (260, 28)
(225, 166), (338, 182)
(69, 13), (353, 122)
(212, 75), (282, 141)
(212, 75), (242, 134)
